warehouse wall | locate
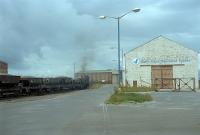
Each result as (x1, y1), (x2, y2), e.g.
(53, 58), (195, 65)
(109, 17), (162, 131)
(0, 61), (8, 74)
(89, 72), (112, 84)
(76, 71), (113, 84)
(125, 36), (198, 89)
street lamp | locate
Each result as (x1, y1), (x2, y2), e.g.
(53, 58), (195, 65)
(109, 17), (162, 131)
(99, 8), (141, 86)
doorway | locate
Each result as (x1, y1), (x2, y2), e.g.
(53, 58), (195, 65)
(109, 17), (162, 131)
(151, 65), (173, 89)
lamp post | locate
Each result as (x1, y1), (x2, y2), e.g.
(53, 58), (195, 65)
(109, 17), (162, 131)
(99, 8), (140, 86)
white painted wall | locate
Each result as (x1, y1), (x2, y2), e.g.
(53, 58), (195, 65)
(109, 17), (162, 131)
(125, 36), (198, 89)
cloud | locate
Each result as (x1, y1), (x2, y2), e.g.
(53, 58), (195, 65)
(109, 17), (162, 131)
(0, 0), (199, 77)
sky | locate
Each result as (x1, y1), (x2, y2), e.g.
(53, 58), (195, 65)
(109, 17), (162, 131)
(0, 0), (200, 77)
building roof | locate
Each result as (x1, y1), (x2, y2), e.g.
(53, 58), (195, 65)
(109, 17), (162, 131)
(126, 35), (198, 55)
(76, 69), (119, 74)
(0, 73), (8, 75)
(0, 60), (7, 65)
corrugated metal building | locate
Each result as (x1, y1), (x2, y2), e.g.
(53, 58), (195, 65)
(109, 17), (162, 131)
(125, 36), (198, 90)
(76, 69), (118, 85)
(0, 60), (8, 75)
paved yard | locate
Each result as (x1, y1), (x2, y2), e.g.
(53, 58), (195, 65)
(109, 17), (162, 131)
(103, 92), (200, 135)
(0, 86), (200, 135)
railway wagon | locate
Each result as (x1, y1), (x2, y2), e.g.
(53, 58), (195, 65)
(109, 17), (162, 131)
(20, 77), (46, 95)
(43, 77), (73, 92)
(0, 75), (21, 96)
(0, 75), (90, 98)
(54, 77), (73, 90)
(73, 75), (89, 89)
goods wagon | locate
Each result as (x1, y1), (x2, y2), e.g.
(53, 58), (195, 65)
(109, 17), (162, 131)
(0, 75), (21, 96)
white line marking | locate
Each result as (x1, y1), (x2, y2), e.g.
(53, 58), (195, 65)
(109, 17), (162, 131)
(167, 107), (190, 110)
(101, 103), (109, 135)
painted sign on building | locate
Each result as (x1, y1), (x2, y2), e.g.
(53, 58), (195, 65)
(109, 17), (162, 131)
(132, 55), (191, 65)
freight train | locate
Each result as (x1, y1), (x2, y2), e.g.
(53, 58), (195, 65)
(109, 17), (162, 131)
(0, 74), (89, 97)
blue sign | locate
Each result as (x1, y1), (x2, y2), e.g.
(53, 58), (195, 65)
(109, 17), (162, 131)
(132, 58), (140, 64)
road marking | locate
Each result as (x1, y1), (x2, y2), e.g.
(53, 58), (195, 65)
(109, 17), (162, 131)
(101, 103), (109, 135)
(46, 97), (58, 101)
(166, 107), (190, 110)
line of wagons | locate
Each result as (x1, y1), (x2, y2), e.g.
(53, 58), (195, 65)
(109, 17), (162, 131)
(0, 74), (89, 97)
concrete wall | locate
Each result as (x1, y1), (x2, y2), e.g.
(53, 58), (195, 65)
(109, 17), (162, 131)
(125, 36), (198, 89)
(112, 74), (118, 86)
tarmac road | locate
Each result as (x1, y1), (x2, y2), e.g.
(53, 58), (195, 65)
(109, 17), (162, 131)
(0, 85), (113, 135)
(0, 86), (200, 135)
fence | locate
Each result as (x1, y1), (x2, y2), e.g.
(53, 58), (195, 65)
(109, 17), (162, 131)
(152, 78), (195, 91)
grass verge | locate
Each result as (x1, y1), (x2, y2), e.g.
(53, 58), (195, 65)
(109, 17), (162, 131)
(120, 86), (156, 92)
(106, 90), (153, 104)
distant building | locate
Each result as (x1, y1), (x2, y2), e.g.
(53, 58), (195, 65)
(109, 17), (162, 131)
(75, 69), (118, 85)
(125, 36), (198, 90)
(0, 60), (8, 75)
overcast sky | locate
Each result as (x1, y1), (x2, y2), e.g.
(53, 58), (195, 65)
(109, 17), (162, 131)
(0, 0), (200, 77)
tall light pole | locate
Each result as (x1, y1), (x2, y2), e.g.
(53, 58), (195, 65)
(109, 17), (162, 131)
(99, 8), (141, 86)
